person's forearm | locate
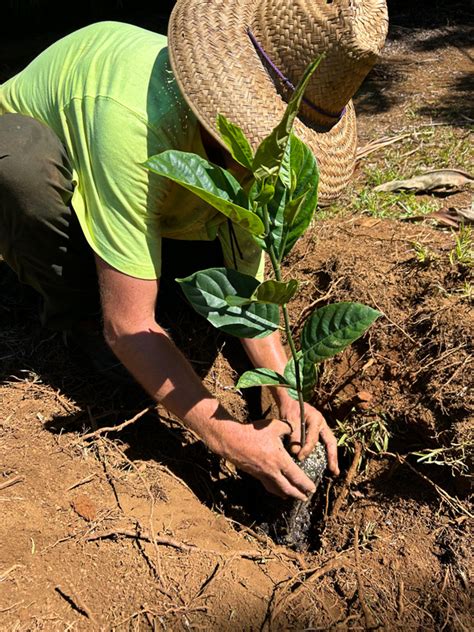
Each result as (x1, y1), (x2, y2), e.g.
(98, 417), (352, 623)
(105, 320), (234, 452)
(240, 331), (293, 406)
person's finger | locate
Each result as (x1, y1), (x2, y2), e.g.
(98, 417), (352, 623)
(279, 416), (302, 455)
(280, 456), (317, 497)
(273, 473), (312, 502)
(259, 468), (310, 501)
(319, 424), (340, 476)
(297, 412), (323, 461)
(289, 440), (301, 455)
(272, 418), (294, 438)
(259, 477), (289, 500)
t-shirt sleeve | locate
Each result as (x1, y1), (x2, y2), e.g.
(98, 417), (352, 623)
(64, 96), (167, 279)
(217, 220), (266, 281)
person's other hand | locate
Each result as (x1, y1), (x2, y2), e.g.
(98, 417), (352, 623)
(278, 398), (339, 475)
(217, 418), (317, 500)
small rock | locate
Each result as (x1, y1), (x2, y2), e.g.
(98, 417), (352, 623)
(356, 390), (373, 402)
(355, 390), (374, 410)
(71, 494), (97, 522)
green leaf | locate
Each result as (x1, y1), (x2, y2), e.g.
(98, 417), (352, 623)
(280, 135), (319, 259)
(176, 267), (280, 339)
(284, 354), (318, 401)
(301, 303), (381, 363)
(236, 368), (291, 389)
(300, 356), (318, 401)
(249, 180), (275, 206)
(217, 114), (254, 171)
(247, 177), (287, 255)
(265, 179), (288, 255)
(252, 55), (323, 184)
(146, 151), (264, 236)
(254, 279), (298, 304)
(225, 279), (298, 307)
(250, 135), (319, 261)
(224, 295), (254, 307)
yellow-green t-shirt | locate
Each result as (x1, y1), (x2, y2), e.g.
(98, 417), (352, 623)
(0, 21), (264, 280)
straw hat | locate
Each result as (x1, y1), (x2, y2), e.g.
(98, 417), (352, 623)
(168, 0), (388, 204)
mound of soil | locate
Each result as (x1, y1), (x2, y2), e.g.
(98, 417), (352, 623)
(1, 213), (472, 630)
(288, 217), (473, 455)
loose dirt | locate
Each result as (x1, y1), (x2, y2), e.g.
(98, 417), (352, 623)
(1, 3), (472, 630)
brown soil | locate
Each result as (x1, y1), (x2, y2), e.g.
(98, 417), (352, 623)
(1, 5), (473, 631)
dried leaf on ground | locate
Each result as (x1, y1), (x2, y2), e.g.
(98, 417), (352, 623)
(374, 169), (473, 194)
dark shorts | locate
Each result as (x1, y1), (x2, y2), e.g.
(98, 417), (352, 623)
(0, 113), (100, 329)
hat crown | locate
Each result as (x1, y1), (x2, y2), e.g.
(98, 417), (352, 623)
(250, 0), (388, 125)
(168, 0), (389, 203)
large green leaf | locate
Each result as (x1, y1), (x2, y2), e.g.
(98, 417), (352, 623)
(284, 354), (318, 402)
(146, 151), (264, 236)
(301, 303), (381, 363)
(217, 114), (254, 170)
(236, 368), (291, 389)
(176, 267), (280, 339)
(252, 55), (323, 185)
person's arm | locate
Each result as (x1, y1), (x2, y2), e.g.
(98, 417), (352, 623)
(241, 333), (340, 475)
(95, 255), (318, 500)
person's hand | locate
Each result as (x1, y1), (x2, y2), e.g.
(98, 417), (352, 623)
(277, 398), (340, 476)
(216, 418), (318, 500)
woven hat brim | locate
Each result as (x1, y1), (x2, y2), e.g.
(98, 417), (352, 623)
(168, 0), (357, 204)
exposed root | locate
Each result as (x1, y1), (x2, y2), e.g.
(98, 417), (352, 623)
(85, 527), (273, 561)
(330, 441), (362, 518)
(262, 554), (352, 630)
(76, 406), (153, 442)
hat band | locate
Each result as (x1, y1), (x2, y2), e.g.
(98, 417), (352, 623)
(247, 29), (346, 123)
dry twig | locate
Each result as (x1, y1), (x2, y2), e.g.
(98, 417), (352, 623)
(356, 133), (412, 161)
(330, 441), (362, 518)
(291, 277), (345, 332)
(85, 527), (271, 560)
(66, 474), (96, 492)
(0, 601), (23, 613)
(85, 529), (193, 550)
(78, 406), (153, 442)
(382, 452), (473, 519)
(0, 564), (24, 582)
(87, 431), (123, 513)
(0, 475), (24, 491)
(366, 290), (419, 347)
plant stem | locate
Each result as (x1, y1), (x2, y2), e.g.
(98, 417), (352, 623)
(263, 204), (307, 449)
(282, 305), (307, 447)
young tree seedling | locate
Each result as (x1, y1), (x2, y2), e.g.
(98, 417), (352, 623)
(146, 56), (381, 499)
